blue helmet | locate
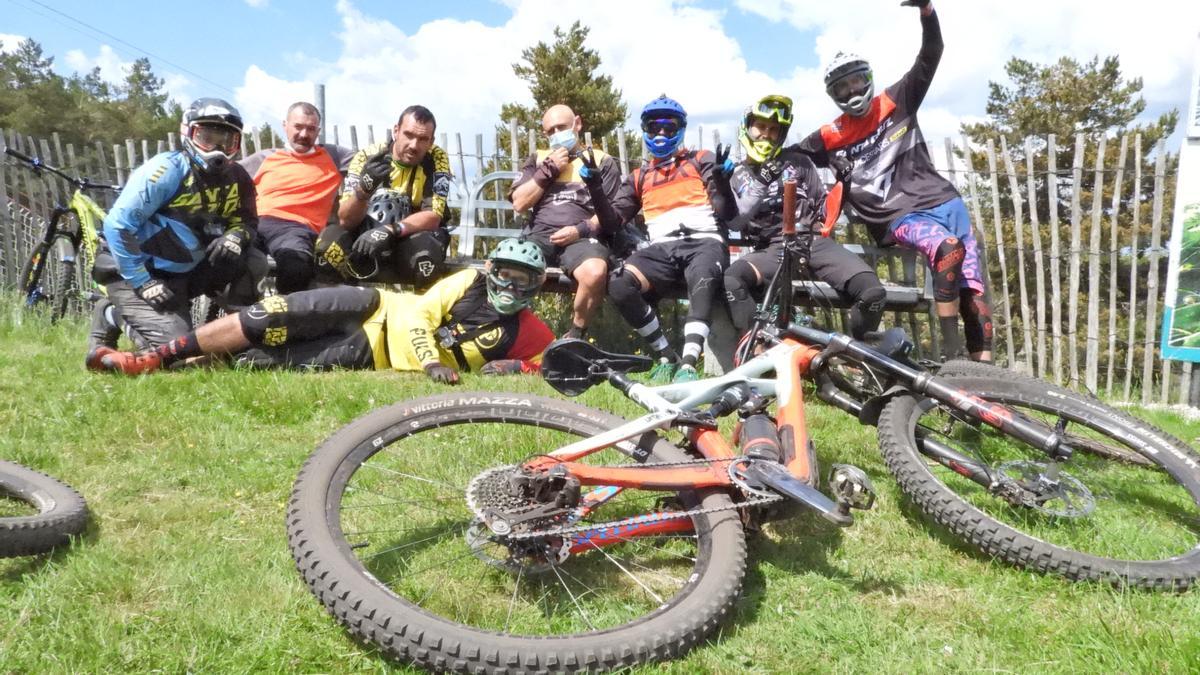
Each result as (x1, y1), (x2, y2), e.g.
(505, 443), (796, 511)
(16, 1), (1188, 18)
(641, 94), (687, 159)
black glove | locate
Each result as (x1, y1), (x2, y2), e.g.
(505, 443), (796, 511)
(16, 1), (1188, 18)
(900, 0), (931, 6)
(358, 151), (393, 195)
(829, 154), (854, 183)
(753, 194), (784, 218)
(424, 362), (460, 384)
(713, 143), (734, 176)
(206, 229), (247, 268)
(135, 278), (175, 311)
(578, 147), (602, 185)
(352, 226), (395, 258)
(754, 159), (784, 185)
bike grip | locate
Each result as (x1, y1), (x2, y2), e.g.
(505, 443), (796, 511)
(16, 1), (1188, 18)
(821, 181), (843, 237)
(4, 147), (34, 162)
(782, 178), (797, 236)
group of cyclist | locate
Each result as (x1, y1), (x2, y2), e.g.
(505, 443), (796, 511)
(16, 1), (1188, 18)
(87, 0), (992, 383)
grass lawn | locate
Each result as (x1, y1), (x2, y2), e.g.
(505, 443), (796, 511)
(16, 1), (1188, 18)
(2, 297), (1199, 673)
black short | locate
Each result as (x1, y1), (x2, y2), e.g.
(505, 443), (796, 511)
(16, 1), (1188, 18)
(530, 236), (610, 276)
(623, 238), (728, 297)
(257, 216), (317, 257)
(235, 286), (379, 370)
(737, 236), (873, 294)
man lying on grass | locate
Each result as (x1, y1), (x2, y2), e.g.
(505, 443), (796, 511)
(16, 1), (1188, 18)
(90, 238), (554, 384)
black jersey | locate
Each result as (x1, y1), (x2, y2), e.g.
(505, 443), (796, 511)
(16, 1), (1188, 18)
(729, 148), (826, 247)
(795, 10), (960, 244)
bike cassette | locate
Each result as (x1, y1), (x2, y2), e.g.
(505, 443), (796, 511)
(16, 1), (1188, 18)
(466, 465), (578, 536)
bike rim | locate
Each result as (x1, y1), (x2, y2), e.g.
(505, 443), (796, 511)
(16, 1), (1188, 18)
(327, 418), (709, 637)
(910, 397), (1200, 563)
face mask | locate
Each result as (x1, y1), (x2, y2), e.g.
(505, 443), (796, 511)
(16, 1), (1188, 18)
(548, 129), (577, 152)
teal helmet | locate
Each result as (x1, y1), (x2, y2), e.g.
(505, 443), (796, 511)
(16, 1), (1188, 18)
(486, 238), (546, 314)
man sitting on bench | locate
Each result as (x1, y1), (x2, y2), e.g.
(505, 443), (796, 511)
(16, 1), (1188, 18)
(93, 239), (555, 383)
(508, 104), (623, 340)
(726, 95), (886, 344)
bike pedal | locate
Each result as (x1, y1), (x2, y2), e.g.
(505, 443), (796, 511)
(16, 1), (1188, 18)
(744, 460), (853, 527)
(828, 463), (876, 513)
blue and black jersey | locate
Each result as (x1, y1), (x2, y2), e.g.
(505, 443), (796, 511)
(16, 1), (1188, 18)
(102, 152), (258, 288)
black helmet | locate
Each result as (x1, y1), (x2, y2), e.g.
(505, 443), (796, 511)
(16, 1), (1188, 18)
(180, 98), (244, 172)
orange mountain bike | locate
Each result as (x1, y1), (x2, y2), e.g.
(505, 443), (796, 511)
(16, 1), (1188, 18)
(286, 182), (1200, 673)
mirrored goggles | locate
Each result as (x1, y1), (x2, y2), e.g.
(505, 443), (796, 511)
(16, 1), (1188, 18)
(752, 100), (793, 125)
(828, 72), (871, 102)
(641, 118), (682, 137)
(191, 124), (240, 153)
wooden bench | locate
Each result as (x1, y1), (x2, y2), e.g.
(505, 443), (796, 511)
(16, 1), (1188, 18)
(446, 170), (934, 312)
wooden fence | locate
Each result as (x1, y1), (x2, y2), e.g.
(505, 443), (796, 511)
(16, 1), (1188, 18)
(0, 123), (1183, 405)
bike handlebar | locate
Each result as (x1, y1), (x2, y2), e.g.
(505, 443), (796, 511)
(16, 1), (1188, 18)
(3, 147), (120, 192)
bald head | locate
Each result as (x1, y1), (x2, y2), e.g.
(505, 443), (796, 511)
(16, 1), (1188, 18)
(541, 104), (581, 137)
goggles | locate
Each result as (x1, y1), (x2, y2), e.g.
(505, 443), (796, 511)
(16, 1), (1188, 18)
(488, 264), (541, 294)
(828, 72), (871, 102)
(190, 124), (240, 153)
(641, 117), (682, 137)
(751, 99), (793, 126)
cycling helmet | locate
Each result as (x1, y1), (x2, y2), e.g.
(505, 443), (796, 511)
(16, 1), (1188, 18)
(486, 238), (547, 315)
(640, 94), (687, 159)
(180, 98), (244, 172)
(738, 94), (794, 163)
(823, 52), (874, 117)
(366, 190), (412, 226)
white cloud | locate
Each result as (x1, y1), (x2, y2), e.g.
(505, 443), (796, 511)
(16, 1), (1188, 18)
(244, 0), (269, 7)
(0, 33), (27, 53)
(228, 0), (1199, 171)
(735, 0), (1200, 142)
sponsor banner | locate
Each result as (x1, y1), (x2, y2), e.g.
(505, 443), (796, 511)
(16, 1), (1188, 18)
(1161, 36), (1200, 361)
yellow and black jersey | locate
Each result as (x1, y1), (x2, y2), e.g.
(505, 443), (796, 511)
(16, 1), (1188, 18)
(342, 141), (452, 225)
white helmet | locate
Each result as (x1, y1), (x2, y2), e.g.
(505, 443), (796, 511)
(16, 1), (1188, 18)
(823, 52), (874, 117)
(180, 98), (244, 172)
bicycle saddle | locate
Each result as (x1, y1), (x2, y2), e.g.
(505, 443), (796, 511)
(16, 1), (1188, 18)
(541, 339), (653, 396)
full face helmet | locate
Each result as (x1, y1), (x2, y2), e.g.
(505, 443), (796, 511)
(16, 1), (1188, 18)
(640, 94), (687, 159)
(738, 94), (794, 163)
(823, 52), (874, 117)
(180, 98), (244, 172)
(486, 238), (547, 315)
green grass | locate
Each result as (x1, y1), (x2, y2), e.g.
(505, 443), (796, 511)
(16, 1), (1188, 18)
(2, 295), (1199, 672)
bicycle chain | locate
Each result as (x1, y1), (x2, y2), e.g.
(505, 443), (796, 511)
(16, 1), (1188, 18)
(466, 457), (784, 541)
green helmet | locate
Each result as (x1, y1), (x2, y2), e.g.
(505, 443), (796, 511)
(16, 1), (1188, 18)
(486, 238), (546, 315)
(738, 94), (794, 163)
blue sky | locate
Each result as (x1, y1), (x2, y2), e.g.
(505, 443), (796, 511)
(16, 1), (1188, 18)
(3, 0), (1196, 158)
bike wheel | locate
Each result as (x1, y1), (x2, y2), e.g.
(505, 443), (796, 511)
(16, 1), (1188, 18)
(878, 376), (1200, 590)
(287, 393), (747, 673)
(20, 234), (81, 321)
(0, 460), (89, 558)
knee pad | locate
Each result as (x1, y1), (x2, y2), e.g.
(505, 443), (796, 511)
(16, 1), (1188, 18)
(960, 290), (994, 353)
(932, 237), (966, 303)
(273, 250), (315, 295)
(608, 268), (643, 306)
(850, 285), (888, 339)
(238, 295), (290, 345)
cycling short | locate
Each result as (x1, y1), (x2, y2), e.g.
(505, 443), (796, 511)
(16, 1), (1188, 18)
(888, 197), (985, 295)
(529, 236), (610, 277)
(623, 237), (728, 298)
(737, 236), (874, 294)
(235, 286), (379, 370)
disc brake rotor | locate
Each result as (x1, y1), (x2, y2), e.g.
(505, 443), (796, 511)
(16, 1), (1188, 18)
(996, 460), (1096, 518)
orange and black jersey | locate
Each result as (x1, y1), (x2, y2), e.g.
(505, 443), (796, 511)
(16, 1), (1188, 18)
(611, 149), (737, 244)
(795, 9), (959, 244)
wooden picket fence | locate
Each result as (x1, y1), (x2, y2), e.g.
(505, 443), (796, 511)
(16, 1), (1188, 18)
(0, 123), (1183, 405)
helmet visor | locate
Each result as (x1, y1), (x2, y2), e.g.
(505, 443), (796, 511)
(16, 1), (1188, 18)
(489, 263), (541, 295)
(828, 72), (871, 103)
(641, 118), (682, 137)
(191, 124), (240, 154)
